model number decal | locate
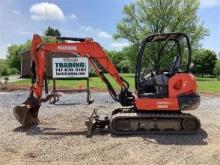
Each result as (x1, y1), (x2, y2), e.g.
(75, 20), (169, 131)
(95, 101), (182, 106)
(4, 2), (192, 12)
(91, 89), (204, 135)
(157, 101), (171, 105)
(57, 45), (77, 51)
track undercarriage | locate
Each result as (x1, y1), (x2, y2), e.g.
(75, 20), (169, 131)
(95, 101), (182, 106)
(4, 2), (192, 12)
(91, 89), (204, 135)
(85, 108), (201, 137)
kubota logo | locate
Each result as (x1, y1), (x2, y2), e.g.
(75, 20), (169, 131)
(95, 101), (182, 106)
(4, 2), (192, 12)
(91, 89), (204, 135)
(57, 45), (77, 51)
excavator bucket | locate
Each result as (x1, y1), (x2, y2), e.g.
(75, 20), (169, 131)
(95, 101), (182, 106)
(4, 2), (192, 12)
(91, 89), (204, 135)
(13, 96), (40, 127)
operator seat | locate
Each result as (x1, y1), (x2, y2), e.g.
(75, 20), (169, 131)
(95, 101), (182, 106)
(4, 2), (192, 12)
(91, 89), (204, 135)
(169, 55), (180, 74)
(154, 55), (181, 96)
(139, 55), (181, 98)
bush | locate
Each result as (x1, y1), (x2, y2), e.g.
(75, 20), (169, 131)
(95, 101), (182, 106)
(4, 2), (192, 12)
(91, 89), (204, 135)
(8, 68), (19, 75)
(0, 67), (9, 76)
(4, 77), (9, 83)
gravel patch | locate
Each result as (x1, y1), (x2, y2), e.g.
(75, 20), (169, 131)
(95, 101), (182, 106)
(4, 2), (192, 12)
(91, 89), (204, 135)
(0, 90), (220, 164)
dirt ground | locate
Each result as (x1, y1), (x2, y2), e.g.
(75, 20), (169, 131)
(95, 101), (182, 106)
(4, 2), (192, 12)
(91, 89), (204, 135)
(0, 91), (220, 164)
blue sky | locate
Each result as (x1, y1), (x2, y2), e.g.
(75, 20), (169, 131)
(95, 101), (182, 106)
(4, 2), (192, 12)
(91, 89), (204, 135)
(0, 0), (220, 59)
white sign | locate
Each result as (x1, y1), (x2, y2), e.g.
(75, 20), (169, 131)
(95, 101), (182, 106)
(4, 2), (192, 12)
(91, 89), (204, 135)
(52, 57), (89, 78)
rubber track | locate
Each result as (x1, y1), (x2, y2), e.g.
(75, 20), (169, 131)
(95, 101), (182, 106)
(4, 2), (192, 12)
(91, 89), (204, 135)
(110, 112), (201, 135)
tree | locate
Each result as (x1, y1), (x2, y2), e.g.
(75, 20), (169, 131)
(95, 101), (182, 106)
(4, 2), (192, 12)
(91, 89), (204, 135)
(106, 50), (130, 73)
(7, 40), (31, 71)
(43, 26), (62, 43)
(114, 0), (208, 69)
(193, 49), (217, 77)
(0, 59), (9, 76)
(121, 44), (139, 72)
(44, 26), (61, 37)
(214, 59), (220, 79)
(6, 27), (62, 72)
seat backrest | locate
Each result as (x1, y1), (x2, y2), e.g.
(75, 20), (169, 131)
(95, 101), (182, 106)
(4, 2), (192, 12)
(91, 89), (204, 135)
(169, 55), (180, 73)
(154, 74), (169, 86)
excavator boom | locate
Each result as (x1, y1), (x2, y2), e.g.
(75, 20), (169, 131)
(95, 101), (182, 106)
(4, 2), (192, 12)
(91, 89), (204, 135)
(13, 34), (134, 126)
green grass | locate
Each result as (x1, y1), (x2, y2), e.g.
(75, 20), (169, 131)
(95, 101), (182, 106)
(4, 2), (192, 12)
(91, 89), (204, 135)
(196, 77), (220, 93)
(12, 74), (135, 90)
(12, 74), (220, 93)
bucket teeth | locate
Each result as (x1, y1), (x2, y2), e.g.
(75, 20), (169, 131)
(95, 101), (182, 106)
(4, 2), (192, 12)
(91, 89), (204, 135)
(28, 117), (39, 127)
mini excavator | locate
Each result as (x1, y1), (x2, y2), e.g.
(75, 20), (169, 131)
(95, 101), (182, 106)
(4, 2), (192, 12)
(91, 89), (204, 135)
(13, 32), (201, 137)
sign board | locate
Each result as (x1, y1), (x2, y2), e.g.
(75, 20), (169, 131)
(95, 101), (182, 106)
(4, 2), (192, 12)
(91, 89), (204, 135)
(52, 57), (89, 78)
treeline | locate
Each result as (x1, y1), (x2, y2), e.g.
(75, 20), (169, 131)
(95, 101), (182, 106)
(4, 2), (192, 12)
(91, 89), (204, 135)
(1, 0), (220, 79)
(0, 41), (31, 76)
(0, 26), (60, 77)
(106, 46), (220, 78)
(1, 38), (220, 79)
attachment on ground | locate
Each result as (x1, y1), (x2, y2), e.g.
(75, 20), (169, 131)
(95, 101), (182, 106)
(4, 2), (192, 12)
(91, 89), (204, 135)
(13, 96), (40, 127)
(85, 109), (109, 137)
(13, 93), (61, 127)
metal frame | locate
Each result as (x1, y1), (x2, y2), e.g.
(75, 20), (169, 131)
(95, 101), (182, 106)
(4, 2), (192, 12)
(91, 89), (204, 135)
(135, 32), (192, 96)
(49, 77), (92, 104)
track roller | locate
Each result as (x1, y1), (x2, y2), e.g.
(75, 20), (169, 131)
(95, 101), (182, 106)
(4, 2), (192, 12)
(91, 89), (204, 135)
(110, 111), (201, 135)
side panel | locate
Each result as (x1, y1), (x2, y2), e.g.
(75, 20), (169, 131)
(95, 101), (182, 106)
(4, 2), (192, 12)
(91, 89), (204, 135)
(135, 98), (179, 111)
(135, 73), (197, 111)
(168, 73), (197, 98)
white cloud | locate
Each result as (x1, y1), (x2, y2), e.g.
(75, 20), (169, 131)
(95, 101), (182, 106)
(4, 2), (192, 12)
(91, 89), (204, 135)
(30, 2), (65, 21)
(70, 13), (77, 19)
(98, 31), (111, 39)
(80, 26), (96, 33)
(200, 0), (220, 8)
(80, 26), (112, 39)
(13, 10), (21, 16)
(110, 41), (130, 50)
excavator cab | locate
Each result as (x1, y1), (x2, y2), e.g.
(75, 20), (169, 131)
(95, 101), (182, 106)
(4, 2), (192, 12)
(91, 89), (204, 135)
(136, 32), (192, 98)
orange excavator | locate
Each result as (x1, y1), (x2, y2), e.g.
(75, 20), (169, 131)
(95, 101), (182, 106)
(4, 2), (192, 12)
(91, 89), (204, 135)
(13, 32), (201, 137)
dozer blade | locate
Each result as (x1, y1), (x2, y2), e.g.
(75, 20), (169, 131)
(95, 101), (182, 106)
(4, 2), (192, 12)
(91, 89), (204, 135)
(13, 96), (40, 127)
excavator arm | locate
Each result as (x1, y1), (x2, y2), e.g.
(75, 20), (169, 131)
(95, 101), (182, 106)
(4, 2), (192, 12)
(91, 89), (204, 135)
(13, 34), (134, 126)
